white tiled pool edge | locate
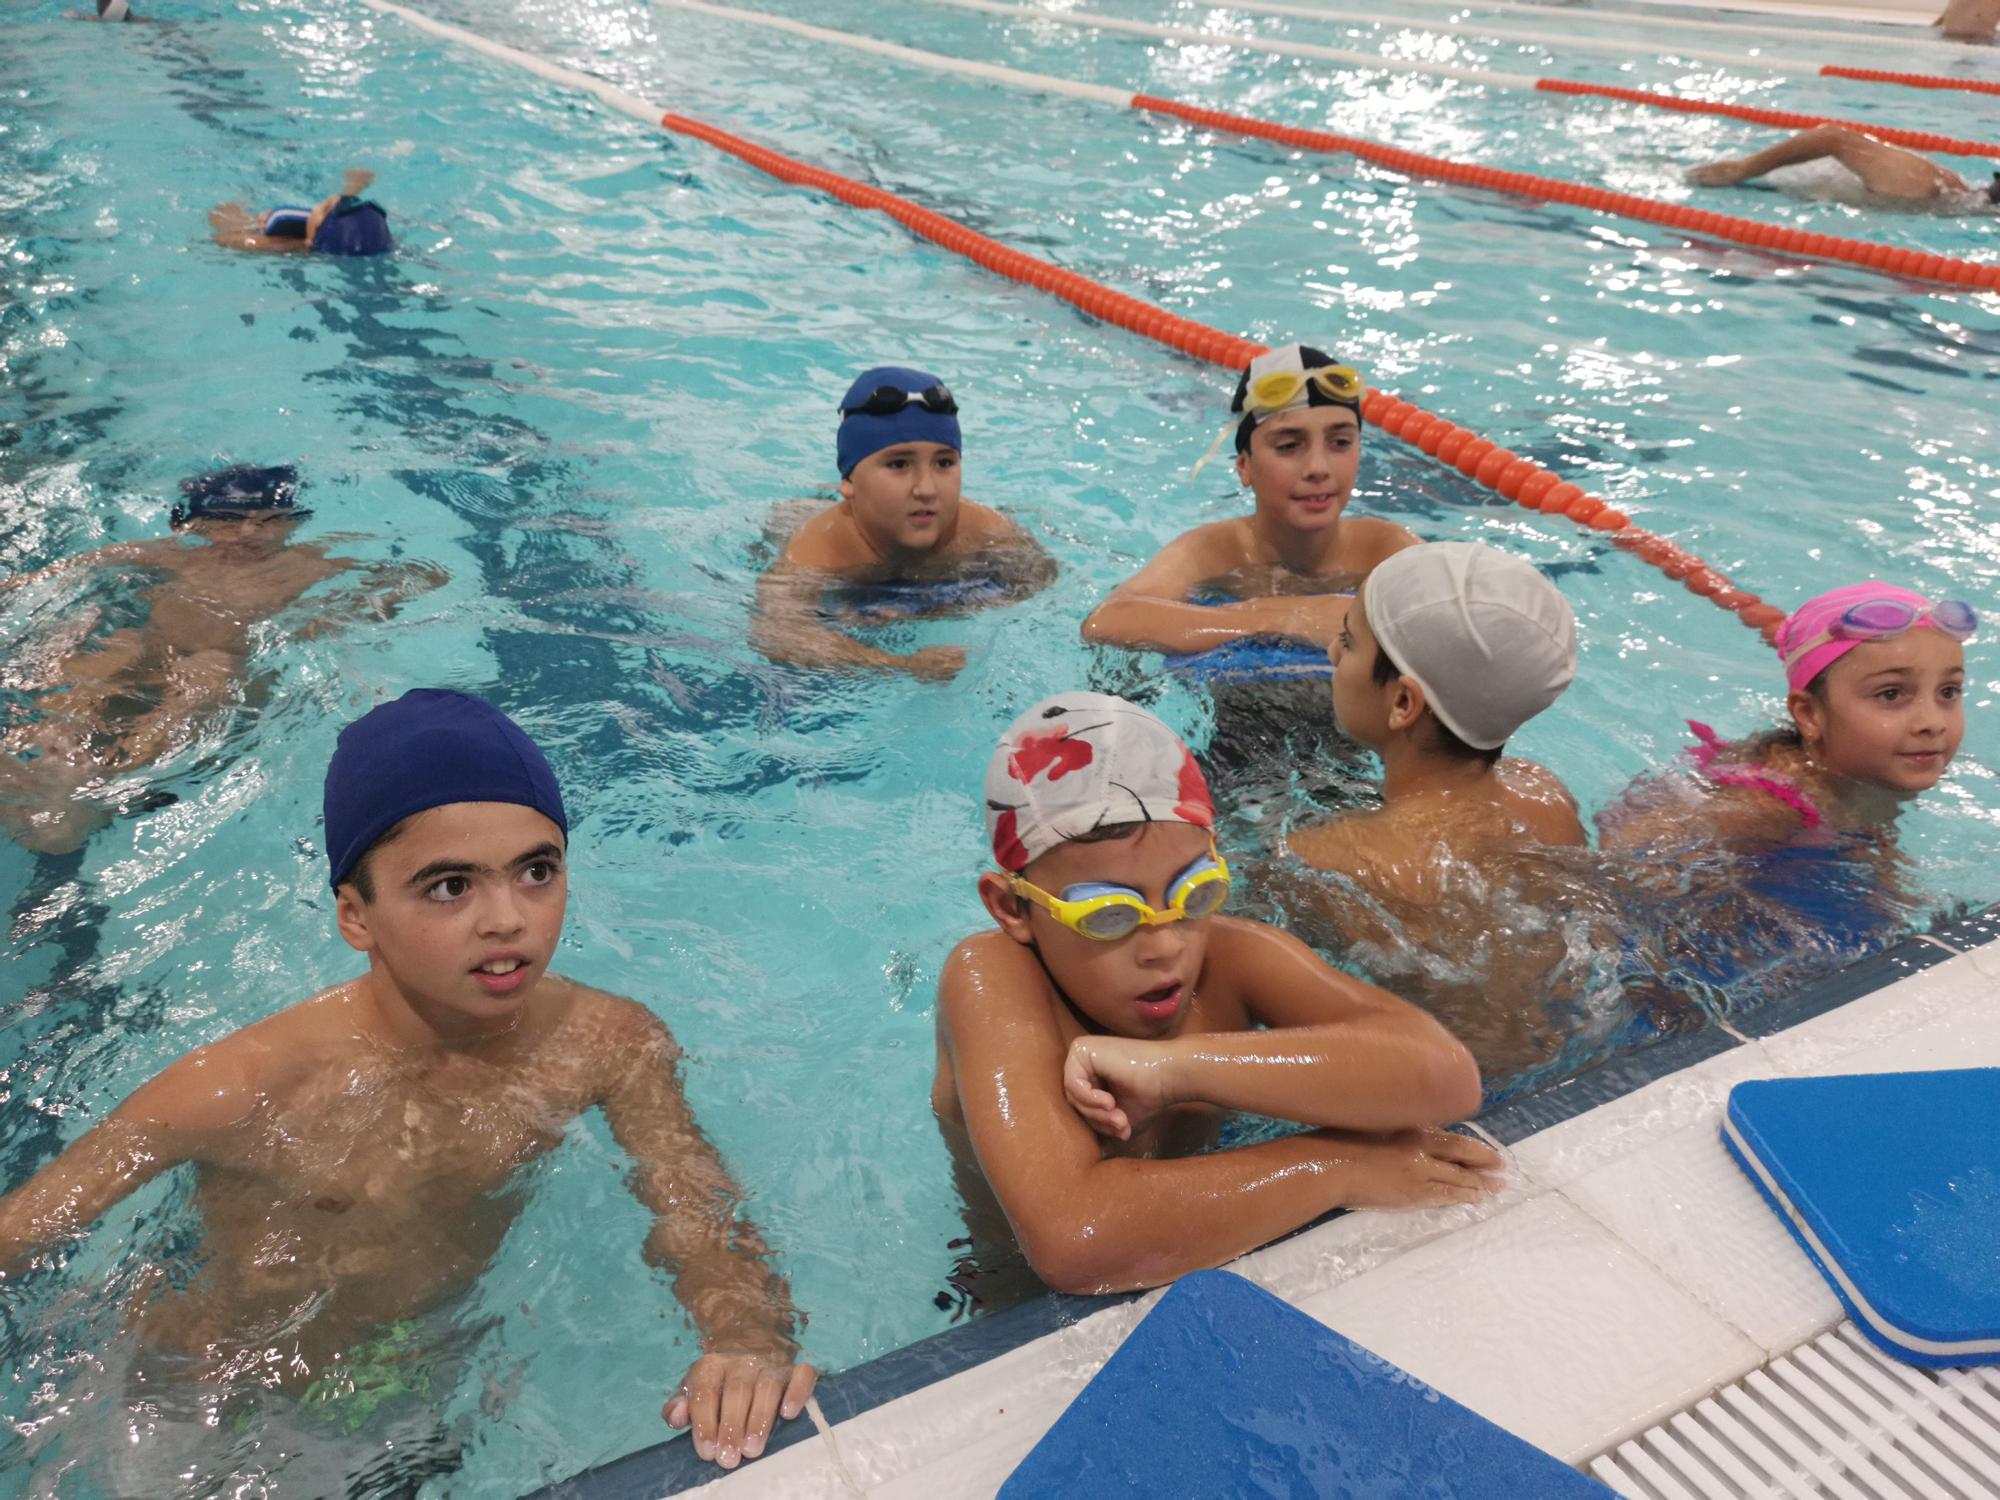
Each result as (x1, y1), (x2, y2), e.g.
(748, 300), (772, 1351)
(684, 936), (2000, 1497)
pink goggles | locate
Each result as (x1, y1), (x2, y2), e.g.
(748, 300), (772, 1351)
(1781, 597), (1977, 685)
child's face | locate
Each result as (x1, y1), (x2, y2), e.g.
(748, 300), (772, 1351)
(1233, 407), (1360, 534)
(839, 442), (962, 554)
(1792, 631), (1966, 794)
(1329, 595), (1392, 749)
(336, 801), (568, 1032)
(984, 822), (1216, 1039)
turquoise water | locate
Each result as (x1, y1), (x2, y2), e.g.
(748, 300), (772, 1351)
(1, 0), (1996, 1491)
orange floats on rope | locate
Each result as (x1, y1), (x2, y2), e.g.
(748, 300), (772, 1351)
(1820, 64), (2000, 99)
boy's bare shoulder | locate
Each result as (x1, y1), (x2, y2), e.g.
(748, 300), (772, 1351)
(1347, 516), (1422, 565)
(775, 503), (864, 572)
(548, 980), (679, 1055)
(125, 984), (363, 1132)
(1286, 811), (1381, 876)
(939, 931), (1054, 1030)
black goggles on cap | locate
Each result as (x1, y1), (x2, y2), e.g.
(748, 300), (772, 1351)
(839, 383), (958, 419)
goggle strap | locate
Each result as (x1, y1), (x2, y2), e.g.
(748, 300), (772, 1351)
(1188, 419), (1237, 483)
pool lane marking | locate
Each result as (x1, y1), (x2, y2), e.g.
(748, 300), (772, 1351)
(1181, 0), (2000, 99)
(358, 0), (1784, 636)
(912, 0), (2000, 157)
(671, 0), (2000, 295)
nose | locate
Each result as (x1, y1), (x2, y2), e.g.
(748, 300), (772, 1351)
(1131, 918), (1187, 968)
(911, 461), (938, 499)
(475, 883), (527, 939)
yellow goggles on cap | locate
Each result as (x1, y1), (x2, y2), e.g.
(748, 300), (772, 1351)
(1009, 843), (1231, 942)
(1244, 363), (1365, 415)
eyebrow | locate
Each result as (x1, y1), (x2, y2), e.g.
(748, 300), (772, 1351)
(404, 842), (565, 887)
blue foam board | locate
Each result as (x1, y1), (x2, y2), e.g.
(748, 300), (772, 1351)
(1724, 1069), (2000, 1367)
(1001, 1270), (1610, 1497)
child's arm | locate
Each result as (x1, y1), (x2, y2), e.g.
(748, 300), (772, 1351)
(207, 202), (311, 254)
(293, 558), (449, 639)
(595, 1003), (815, 1471)
(1062, 919), (1482, 1139)
(750, 559), (964, 680)
(1, 540), (161, 599)
(1080, 530), (1352, 654)
(941, 936), (1497, 1295)
(976, 508), (1058, 605)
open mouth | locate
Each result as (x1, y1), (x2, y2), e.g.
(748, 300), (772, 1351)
(1133, 982), (1184, 1023)
(471, 956), (533, 995)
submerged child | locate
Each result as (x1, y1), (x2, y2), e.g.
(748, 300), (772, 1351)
(931, 692), (1498, 1300)
(0, 691), (814, 1483)
(1285, 542), (1589, 1079)
(0, 464), (442, 854)
(209, 168), (394, 256)
(1081, 344), (1417, 658)
(752, 365), (1055, 681)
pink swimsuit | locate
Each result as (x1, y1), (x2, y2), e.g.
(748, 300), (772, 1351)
(1685, 720), (1823, 831)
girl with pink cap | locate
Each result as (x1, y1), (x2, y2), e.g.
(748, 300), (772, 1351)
(1601, 583), (1976, 853)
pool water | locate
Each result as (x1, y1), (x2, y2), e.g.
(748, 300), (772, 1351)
(1, 0), (1996, 1491)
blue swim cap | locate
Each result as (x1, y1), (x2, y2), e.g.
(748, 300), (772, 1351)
(312, 197), (393, 258)
(324, 689), (568, 890)
(171, 463), (311, 529)
(835, 365), (961, 479)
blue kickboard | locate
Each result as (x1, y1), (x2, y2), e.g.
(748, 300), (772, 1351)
(1723, 1068), (2000, 1367)
(1000, 1270), (1611, 1498)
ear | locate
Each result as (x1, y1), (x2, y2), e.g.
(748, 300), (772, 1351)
(837, 475), (857, 503)
(1787, 687), (1826, 749)
(1233, 449), (1251, 488)
(1386, 675), (1428, 735)
(334, 884), (379, 955)
(977, 871), (1036, 947)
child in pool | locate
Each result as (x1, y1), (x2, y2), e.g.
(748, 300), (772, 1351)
(1080, 344), (1418, 657)
(0, 464), (443, 855)
(752, 365), (1055, 681)
(0, 691), (814, 1476)
(931, 692), (1499, 1298)
(1283, 542), (1589, 1077)
(209, 168), (394, 256)
(1598, 583), (1973, 857)
(1687, 126), (2000, 213)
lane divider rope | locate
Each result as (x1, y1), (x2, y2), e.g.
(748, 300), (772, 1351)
(672, 0), (2000, 293)
(358, 0), (1789, 635)
(1192, 0), (2000, 98)
(1308, 0), (1964, 50)
(912, 0), (2000, 158)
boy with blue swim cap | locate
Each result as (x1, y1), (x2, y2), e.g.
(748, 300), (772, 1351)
(209, 168), (394, 257)
(0, 690), (815, 1480)
(931, 691), (1498, 1299)
(752, 364), (1054, 681)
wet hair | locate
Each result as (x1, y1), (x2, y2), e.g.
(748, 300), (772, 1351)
(340, 816), (411, 902)
(1371, 640), (1504, 768)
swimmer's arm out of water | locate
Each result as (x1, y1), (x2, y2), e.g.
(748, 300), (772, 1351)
(208, 203), (311, 254)
(1080, 525), (1355, 654)
(594, 1000), (816, 1462)
(937, 933), (1496, 1296)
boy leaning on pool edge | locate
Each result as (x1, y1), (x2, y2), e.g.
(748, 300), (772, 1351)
(931, 693), (1501, 1296)
(0, 690), (812, 1476)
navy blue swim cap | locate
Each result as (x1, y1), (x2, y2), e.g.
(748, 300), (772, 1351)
(170, 463), (311, 529)
(324, 689), (568, 890)
(312, 197), (393, 258)
(836, 366), (962, 479)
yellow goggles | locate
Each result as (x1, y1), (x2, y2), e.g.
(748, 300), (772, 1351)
(1244, 363), (1365, 415)
(1009, 844), (1231, 942)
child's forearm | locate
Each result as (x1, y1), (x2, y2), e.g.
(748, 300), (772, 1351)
(1164, 1023), (1481, 1129)
(645, 1221), (800, 1358)
(1081, 596), (1316, 654)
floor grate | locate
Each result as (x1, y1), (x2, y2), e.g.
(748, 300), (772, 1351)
(1591, 1324), (2000, 1498)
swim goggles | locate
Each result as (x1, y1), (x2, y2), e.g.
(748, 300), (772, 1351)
(839, 383), (959, 419)
(1781, 597), (1978, 674)
(1009, 843), (1231, 941)
(1238, 363), (1364, 416)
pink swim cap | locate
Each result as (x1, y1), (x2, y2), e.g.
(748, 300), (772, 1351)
(1775, 582), (1939, 693)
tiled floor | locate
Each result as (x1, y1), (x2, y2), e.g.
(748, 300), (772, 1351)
(684, 944), (2000, 1498)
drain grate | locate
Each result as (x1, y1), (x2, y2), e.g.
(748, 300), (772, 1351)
(1590, 1323), (2000, 1499)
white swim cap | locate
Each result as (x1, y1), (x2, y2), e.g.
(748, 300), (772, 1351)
(1362, 541), (1577, 751)
(98, 0), (132, 19)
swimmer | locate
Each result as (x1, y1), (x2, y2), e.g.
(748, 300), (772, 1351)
(751, 365), (1055, 681)
(1283, 543), (1588, 1076)
(932, 693), (1499, 1297)
(1600, 583), (1974, 857)
(209, 168), (394, 256)
(0, 691), (815, 1479)
(1687, 126), (2000, 211)
(1936, 0), (1999, 41)
(1080, 345), (1418, 657)
(67, 0), (144, 20)
(0, 464), (443, 855)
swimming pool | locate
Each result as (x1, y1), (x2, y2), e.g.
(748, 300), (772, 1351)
(2, 0), (1996, 1491)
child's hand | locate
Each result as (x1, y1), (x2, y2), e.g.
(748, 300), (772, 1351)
(664, 1351), (817, 1470)
(904, 645), (966, 681)
(1277, 594), (1352, 649)
(1326, 1127), (1505, 1210)
(1063, 1035), (1177, 1141)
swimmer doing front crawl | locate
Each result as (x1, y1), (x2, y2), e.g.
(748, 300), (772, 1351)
(0, 692), (815, 1481)
(210, 168), (394, 256)
(1688, 126), (2000, 212)
(753, 365), (1055, 680)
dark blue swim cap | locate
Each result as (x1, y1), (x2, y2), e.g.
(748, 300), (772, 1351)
(324, 689), (568, 890)
(836, 365), (961, 479)
(170, 463), (310, 529)
(312, 197), (394, 258)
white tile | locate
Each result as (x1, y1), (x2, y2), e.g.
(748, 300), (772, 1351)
(861, 1381), (1073, 1499)
(684, 1432), (862, 1498)
(1299, 1194), (1762, 1464)
(1759, 952), (2000, 1077)
(1964, 935), (2000, 984)
(1509, 1042), (1778, 1192)
(1561, 1118), (1842, 1358)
